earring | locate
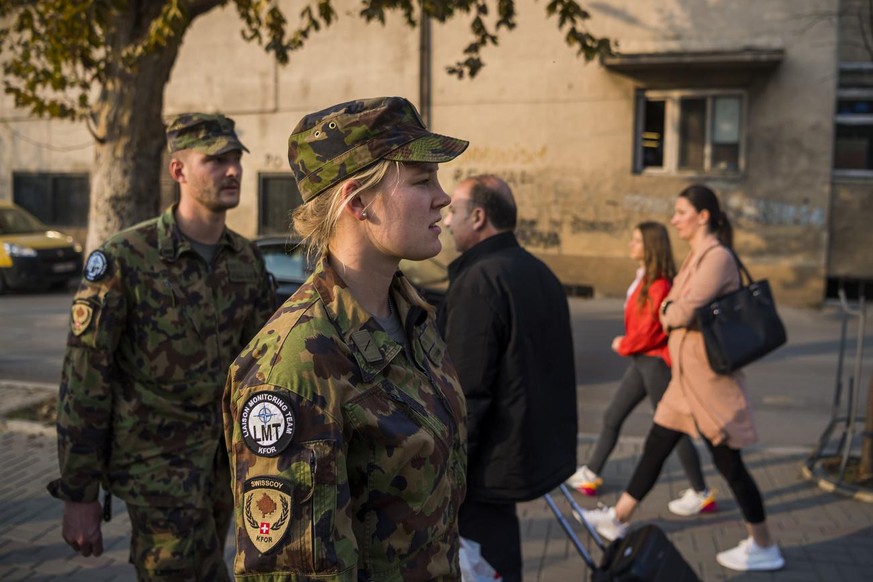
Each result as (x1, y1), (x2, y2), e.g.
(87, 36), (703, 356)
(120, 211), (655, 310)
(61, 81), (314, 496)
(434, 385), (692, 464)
(361, 210), (368, 219)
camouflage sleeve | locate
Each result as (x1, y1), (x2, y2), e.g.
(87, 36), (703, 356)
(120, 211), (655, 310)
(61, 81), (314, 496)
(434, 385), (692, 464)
(225, 376), (358, 581)
(245, 246), (277, 341)
(47, 249), (126, 503)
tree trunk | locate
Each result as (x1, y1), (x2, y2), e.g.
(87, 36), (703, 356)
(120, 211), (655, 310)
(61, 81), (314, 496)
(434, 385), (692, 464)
(84, 5), (190, 253)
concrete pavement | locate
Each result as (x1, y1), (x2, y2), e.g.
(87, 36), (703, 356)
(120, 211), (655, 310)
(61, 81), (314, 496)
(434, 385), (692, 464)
(2, 413), (873, 581)
(1, 295), (872, 580)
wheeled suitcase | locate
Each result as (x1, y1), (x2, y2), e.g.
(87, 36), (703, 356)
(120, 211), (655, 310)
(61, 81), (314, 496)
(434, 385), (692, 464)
(544, 484), (700, 582)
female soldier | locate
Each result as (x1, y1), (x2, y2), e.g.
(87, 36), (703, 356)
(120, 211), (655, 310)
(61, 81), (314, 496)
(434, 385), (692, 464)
(223, 97), (469, 580)
(568, 222), (715, 517)
(582, 186), (784, 572)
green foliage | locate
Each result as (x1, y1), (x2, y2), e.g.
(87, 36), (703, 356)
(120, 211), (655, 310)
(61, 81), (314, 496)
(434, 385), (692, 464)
(545, 0), (613, 62)
(0, 0), (612, 121)
(0, 0), (116, 121)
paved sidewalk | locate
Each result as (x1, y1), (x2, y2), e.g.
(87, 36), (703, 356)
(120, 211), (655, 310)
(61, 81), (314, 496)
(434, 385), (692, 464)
(1, 294), (870, 580)
(2, 408), (872, 581)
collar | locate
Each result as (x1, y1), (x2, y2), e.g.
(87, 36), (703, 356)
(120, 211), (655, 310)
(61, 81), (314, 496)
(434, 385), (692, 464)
(157, 205), (242, 261)
(447, 231), (519, 282)
(310, 257), (433, 382)
(690, 235), (723, 268)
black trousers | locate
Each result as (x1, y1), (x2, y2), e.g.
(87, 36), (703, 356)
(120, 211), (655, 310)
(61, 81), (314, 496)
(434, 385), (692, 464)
(459, 498), (522, 582)
(626, 423), (766, 524)
(587, 355), (707, 492)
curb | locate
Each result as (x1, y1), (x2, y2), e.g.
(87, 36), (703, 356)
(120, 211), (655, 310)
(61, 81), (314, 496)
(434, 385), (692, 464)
(0, 379), (57, 392)
(801, 457), (873, 504)
(0, 418), (55, 438)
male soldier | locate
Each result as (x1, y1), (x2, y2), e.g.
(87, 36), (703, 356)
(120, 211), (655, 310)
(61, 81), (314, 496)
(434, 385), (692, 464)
(439, 175), (577, 582)
(48, 113), (276, 580)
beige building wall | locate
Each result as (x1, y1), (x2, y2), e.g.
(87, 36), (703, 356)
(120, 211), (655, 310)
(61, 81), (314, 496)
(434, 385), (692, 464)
(0, 0), (841, 306)
(428, 0), (839, 306)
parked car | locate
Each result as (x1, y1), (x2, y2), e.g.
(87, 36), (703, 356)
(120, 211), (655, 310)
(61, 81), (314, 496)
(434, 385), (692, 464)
(256, 235), (448, 308)
(0, 201), (84, 293)
(255, 236), (311, 306)
(398, 257), (448, 307)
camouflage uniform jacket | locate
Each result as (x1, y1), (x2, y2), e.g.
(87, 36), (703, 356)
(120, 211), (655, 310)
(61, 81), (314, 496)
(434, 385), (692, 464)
(48, 206), (276, 507)
(223, 258), (467, 581)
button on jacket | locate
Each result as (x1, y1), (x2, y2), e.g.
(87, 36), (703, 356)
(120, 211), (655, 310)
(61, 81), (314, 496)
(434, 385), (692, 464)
(49, 206), (276, 507)
(224, 258), (467, 581)
(439, 232), (577, 503)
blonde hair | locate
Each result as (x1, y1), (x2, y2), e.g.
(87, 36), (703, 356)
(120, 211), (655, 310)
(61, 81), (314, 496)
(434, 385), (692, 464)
(292, 160), (394, 263)
(290, 159), (434, 313)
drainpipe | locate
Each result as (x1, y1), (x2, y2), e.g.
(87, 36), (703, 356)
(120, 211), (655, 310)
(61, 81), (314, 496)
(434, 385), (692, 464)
(419, 9), (432, 127)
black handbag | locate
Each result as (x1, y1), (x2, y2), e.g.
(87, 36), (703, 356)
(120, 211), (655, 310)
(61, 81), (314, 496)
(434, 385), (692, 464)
(694, 248), (787, 374)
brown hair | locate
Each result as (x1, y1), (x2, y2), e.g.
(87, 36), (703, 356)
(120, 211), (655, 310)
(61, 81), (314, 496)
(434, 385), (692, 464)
(636, 221), (676, 310)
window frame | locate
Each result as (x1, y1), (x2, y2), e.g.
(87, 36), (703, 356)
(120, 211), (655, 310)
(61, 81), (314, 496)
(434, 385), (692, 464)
(634, 88), (747, 177)
(833, 87), (873, 179)
(257, 172), (303, 236)
(11, 171), (90, 228)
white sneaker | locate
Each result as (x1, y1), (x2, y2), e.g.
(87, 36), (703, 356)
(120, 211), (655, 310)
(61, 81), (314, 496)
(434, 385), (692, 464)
(579, 506), (627, 542)
(667, 488), (718, 516)
(716, 537), (785, 571)
(566, 465), (603, 496)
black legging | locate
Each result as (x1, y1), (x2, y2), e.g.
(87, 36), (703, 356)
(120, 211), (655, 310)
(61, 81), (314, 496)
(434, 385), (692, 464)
(587, 355), (706, 492)
(626, 423), (766, 524)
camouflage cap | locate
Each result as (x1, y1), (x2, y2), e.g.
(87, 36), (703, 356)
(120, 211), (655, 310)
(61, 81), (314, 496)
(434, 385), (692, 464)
(166, 113), (249, 155)
(287, 97), (469, 202)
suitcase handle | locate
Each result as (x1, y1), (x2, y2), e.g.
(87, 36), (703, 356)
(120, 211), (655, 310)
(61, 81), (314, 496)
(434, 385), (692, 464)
(544, 493), (597, 570)
(558, 484), (606, 551)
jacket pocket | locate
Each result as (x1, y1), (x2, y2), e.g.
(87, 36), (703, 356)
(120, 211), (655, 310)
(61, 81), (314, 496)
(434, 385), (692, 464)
(242, 440), (338, 571)
(133, 278), (208, 383)
(346, 383), (455, 575)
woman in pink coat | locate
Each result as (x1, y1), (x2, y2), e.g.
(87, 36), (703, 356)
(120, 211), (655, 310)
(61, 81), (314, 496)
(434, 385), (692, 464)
(582, 185), (784, 572)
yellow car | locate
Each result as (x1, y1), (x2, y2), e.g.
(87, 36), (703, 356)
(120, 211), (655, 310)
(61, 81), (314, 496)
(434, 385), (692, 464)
(0, 201), (84, 293)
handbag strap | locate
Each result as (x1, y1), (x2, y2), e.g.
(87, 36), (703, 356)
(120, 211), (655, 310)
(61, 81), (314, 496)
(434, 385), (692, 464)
(724, 247), (754, 286)
(695, 244), (753, 286)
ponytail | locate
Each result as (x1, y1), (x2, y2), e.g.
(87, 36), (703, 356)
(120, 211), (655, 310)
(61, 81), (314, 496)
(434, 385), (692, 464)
(714, 212), (733, 249)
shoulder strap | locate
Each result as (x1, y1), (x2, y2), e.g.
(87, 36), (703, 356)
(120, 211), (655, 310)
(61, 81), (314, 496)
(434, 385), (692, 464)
(724, 246), (754, 285)
(696, 244), (753, 286)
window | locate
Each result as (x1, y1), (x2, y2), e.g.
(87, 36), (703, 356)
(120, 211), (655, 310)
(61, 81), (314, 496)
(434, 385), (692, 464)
(635, 90), (745, 175)
(12, 172), (89, 227)
(259, 174), (303, 235)
(834, 89), (873, 174)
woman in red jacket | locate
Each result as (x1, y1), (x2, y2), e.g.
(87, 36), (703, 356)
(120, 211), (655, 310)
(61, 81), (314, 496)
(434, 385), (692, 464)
(567, 221), (715, 516)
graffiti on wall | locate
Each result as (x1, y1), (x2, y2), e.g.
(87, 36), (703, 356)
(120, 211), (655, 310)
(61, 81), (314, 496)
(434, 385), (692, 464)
(622, 193), (674, 217)
(731, 197), (825, 227)
(448, 164), (826, 255)
(451, 168), (536, 187)
(516, 218), (562, 249)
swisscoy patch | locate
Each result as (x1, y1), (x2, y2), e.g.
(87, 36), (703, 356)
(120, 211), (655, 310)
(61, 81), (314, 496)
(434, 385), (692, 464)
(70, 302), (93, 336)
(83, 250), (108, 282)
(240, 391), (296, 457)
(242, 477), (293, 554)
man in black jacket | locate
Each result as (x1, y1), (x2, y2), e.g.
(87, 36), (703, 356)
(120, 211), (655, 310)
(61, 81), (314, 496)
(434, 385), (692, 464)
(439, 175), (577, 582)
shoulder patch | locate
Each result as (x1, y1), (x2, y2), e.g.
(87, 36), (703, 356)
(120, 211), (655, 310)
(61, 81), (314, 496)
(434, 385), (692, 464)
(240, 391), (296, 457)
(83, 251), (108, 282)
(70, 302), (93, 336)
(243, 477), (293, 554)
